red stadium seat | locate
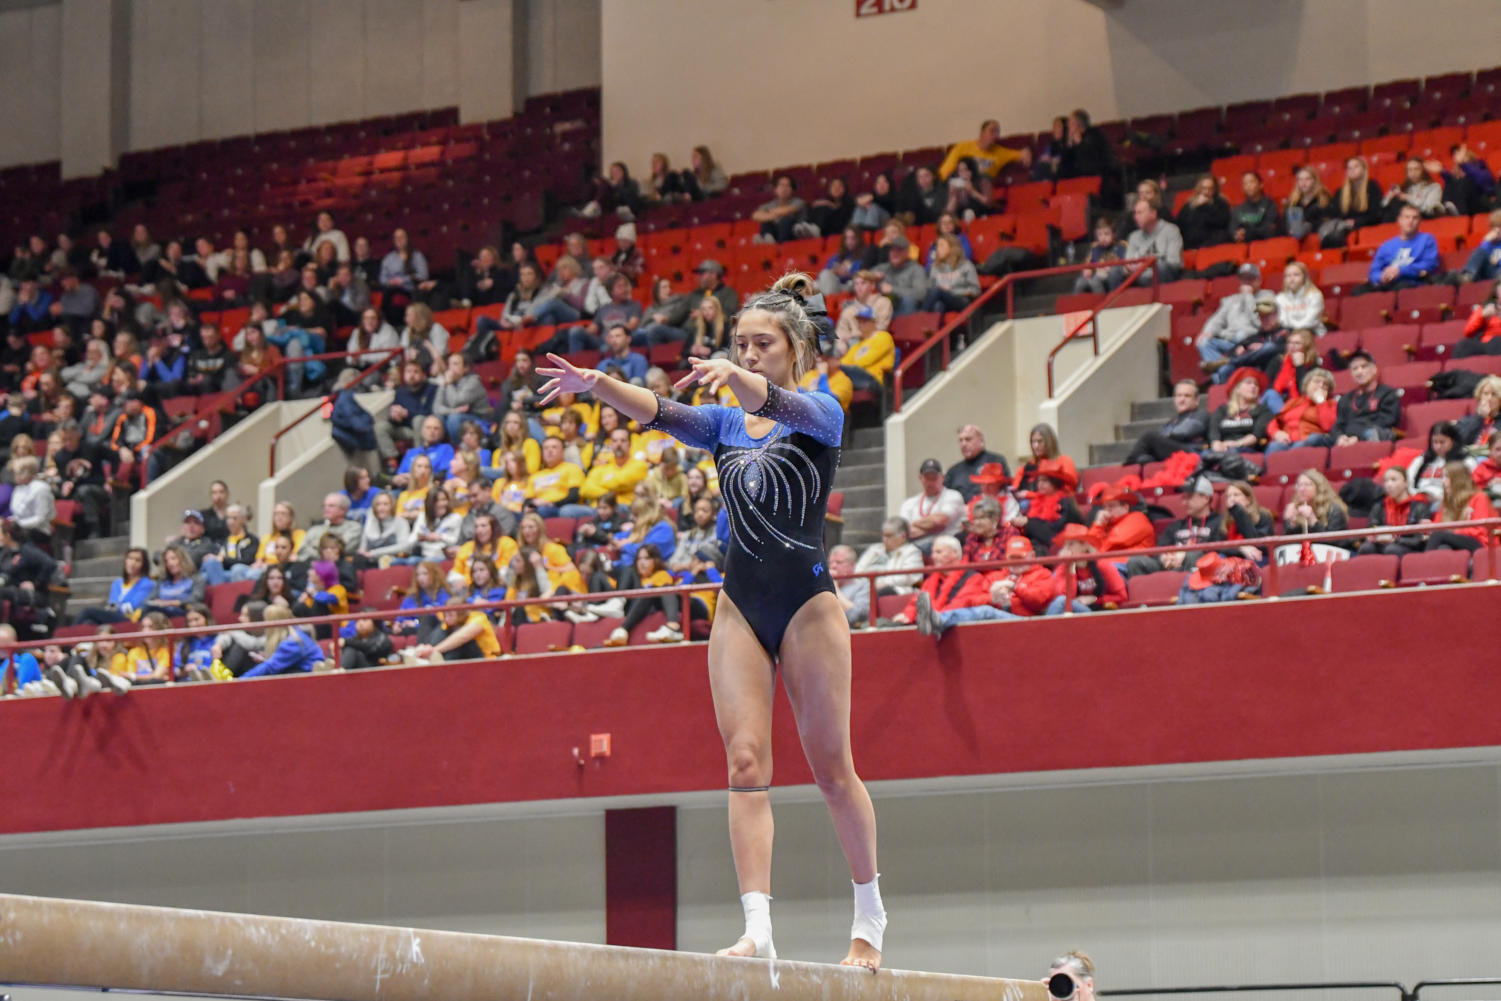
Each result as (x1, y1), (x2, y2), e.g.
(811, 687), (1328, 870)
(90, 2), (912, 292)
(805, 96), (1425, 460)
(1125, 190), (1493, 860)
(1330, 555), (1399, 592)
(1338, 292), (1395, 330)
(1359, 324), (1419, 367)
(1328, 441), (1394, 480)
(513, 620), (572, 654)
(1265, 447), (1327, 484)
(1416, 319), (1470, 359)
(360, 566), (413, 611)
(1403, 399), (1473, 439)
(1399, 549), (1473, 586)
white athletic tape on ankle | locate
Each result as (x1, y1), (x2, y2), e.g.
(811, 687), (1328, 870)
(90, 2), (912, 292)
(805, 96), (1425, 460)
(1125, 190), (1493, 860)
(850, 874), (886, 953)
(739, 891), (776, 960)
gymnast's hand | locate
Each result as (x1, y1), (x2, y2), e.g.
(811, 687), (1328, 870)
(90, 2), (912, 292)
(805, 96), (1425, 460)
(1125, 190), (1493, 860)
(536, 353), (598, 405)
(675, 357), (739, 394)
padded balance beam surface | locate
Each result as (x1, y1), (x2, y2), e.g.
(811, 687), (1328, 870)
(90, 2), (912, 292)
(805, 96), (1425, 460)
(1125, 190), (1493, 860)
(0, 893), (1045, 1001)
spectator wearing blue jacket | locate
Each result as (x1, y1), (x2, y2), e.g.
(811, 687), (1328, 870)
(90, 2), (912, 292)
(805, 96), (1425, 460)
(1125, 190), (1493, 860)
(392, 415), (455, 487)
(374, 359), (438, 467)
(612, 489), (677, 577)
(240, 606), (324, 677)
(1368, 204), (1440, 292)
(76, 547), (156, 625)
(595, 325), (648, 385)
(6, 280), (53, 335)
(139, 335), (190, 400)
(0, 624), (40, 692)
(1463, 209), (1501, 283)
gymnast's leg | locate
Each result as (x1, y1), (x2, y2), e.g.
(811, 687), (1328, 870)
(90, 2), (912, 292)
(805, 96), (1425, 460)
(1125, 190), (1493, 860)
(778, 591), (884, 971)
(707, 591), (779, 959)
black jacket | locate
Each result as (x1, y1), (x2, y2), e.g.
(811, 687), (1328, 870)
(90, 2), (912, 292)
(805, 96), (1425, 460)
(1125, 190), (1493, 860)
(1332, 383), (1401, 439)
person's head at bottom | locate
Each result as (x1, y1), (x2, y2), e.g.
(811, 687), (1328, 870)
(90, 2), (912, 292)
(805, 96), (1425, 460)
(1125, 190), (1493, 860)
(1045, 950), (1096, 1001)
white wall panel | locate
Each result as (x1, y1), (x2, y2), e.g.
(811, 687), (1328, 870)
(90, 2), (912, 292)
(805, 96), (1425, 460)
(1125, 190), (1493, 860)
(129, 0), (202, 152)
(250, 0), (312, 133)
(419, 0), (459, 114)
(307, 0), (368, 127)
(361, 0), (424, 118)
(196, 0), (255, 142)
(0, 5), (62, 169)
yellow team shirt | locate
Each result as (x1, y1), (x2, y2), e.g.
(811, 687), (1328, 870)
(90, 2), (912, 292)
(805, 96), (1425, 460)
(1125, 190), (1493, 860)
(841, 330), (895, 383)
(455, 536), (519, 582)
(396, 485), (430, 520)
(527, 461), (586, 504)
(491, 437), (541, 474)
(696, 455), (720, 495)
(542, 401), (597, 438)
(799, 368), (854, 411)
(102, 650), (131, 677)
(491, 477), (530, 513)
(126, 644), (173, 680)
(647, 467), (689, 503)
(938, 139), (1024, 180)
(582, 455), (649, 504)
(255, 529), (307, 564)
(464, 611), (503, 656)
(635, 428), (677, 465)
(559, 436), (594, 469)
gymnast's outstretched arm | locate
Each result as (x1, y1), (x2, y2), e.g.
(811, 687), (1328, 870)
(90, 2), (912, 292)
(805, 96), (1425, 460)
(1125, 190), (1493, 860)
(535, 353), (660, 425)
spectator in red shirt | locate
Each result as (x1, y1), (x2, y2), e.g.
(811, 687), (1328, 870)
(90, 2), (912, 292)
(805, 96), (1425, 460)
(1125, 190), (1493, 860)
(960, 496), (1012, 564)
(1010, 456), (1085, 551)
(1471, 429), (1501, 503)
(1047, 523), (1125, 614)
(1456, 376), (1501, 453)
(964, 461), (1013, 521)
(1425, 461), (1498, 552)
(913, 535), (1055, 637)
(1221, 479), (1276, 561)
(1012, 422), (1074, 493)
(1264, 368), (1337, 454)
(1357, 466), (1434, 557)
(1085, 485), (1154, 553)
(890, 535), (991, 627)
(1452, 276), (1501, 358)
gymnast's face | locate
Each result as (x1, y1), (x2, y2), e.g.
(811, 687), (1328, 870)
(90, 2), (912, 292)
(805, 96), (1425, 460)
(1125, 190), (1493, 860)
(733, 309), (798, 387)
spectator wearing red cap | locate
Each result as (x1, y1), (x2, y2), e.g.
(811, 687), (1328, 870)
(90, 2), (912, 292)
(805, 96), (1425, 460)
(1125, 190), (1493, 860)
(890, 535), (991, 627)
(1011, 456), (1085, 551)
(1126, 475), (1225, 576)
(964, 461), (1013, 521)
(1176, 552), (1261, 605)
(913, 536), (1053, 636)
(945, 424), (1010, 502)
(1047, 524), (1125, 613)
(1265, 368), (1337, 455)
(900, 457), (967, 554)
(1425, 461), (1498, 552)
(1357, 466), (1434, 557)
(1206, 368), (1272, 456)
(1086, 485), (1154, 552)
(1012, 423), (1074, 493)
(1123, 380), (1207, 464)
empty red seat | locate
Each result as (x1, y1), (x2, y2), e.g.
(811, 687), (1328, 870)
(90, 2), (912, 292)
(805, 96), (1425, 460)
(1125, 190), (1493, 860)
(208, 580), (255, 623)
(1403, 399), (1473, 439)
(1399, 548), (1473, 586)
(1276, 562), (1330, 596)
(1080, 464), (1140, 492)
(1320, 261), (1371, 296)
(573, 616), (626, 649)
(1338, 293), (1394, 330)
(875, 594), (909, 621)
(359, 566), (412, 611)
(1122, 571), (1186, 609)
(1359, 324), (1419, 367)
(890, 312), (943, 348)
(1417, 319), (1470, 359)
(1394, 284), (1455, 322)
(1265, 447), (1327, 483)
(1330, 555), (1399, 592)
(514, 620), (572, 654)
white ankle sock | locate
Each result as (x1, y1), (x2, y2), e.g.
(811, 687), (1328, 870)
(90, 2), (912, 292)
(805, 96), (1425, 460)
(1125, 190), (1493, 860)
(739, 890), (775, 959)
(850, 874), (887, 953)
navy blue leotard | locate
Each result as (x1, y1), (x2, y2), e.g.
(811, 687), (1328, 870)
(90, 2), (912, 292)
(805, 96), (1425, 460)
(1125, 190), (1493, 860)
(644, 382), (844, 659)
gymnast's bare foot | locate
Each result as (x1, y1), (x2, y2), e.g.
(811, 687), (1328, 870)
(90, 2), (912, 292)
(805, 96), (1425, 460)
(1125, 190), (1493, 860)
(841, 938), (881, 971)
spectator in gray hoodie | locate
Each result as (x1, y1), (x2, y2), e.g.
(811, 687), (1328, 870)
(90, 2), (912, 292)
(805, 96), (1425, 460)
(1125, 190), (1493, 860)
(1197, 263), (1273, 371)
(877, 238), (930, 315)
(1114, 197), (1183, 287)
(432, 353), (495, 440)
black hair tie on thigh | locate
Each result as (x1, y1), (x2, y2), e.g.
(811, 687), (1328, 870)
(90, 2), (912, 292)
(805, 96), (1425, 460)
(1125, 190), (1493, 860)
(729, 785), (772, 792)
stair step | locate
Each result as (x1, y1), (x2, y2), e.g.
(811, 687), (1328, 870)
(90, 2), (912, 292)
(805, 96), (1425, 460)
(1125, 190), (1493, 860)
(834, 465), (883, 490)
(64, 576), (114, 598)
(840, 447), (884, 468)
(70, 555), (124, 579)
(849, 427), (883, 450)
(842, 506), (885, 534)
(1089, 440), (1138, 465)
(1115, 418), (1162, 442)
(835, 484), (883, 509)
(1130, 397), (1177, 422)
(73, 535), (130, 560)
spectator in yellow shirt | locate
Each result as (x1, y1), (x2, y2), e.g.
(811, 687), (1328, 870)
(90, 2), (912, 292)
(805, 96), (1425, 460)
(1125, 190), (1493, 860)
(938, 119), (1032, 182)
(582, 427), (649, 504)
(528, 436), (592, 518)
(454, 513), (518, 583)
(841, 308), (895, 392)
(517, 512), (584, 594)
(800, 352), (854, 411)
(490, 450), (531, 514)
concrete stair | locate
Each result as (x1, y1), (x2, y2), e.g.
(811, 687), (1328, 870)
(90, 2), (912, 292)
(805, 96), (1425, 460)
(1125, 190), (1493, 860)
(835, 425), (886, 548)
(1087, 397), (1178, 466)
(63, 534), (131, 621)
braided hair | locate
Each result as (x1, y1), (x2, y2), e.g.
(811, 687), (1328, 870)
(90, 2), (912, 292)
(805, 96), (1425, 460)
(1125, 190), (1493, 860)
(730, 272), (823, 383)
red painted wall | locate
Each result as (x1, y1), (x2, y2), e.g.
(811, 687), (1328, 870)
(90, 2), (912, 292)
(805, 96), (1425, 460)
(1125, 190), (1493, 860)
(3, 588), (1499, 835)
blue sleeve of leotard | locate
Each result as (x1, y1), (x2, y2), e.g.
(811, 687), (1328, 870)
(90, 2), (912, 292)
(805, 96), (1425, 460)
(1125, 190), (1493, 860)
(750, 382), (843, 447)
(643, 397), (725, 452)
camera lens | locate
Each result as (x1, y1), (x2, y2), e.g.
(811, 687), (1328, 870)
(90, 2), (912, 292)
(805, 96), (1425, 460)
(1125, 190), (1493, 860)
(1049, 973), (1078, 1001)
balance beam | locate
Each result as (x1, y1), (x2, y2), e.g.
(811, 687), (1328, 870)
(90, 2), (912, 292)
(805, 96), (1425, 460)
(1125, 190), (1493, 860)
(0, 893), (1045, 1001)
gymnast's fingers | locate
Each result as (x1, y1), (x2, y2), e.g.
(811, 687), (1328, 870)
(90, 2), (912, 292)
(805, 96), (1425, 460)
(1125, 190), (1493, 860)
(674, 368), (704, 390)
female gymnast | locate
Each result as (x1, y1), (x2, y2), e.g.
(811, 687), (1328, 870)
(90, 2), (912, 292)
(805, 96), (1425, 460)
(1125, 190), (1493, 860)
(538, 273), (885, 970)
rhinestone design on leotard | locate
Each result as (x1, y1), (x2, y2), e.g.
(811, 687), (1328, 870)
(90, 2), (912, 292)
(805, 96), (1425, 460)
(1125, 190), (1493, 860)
(717, 432), (822, 558)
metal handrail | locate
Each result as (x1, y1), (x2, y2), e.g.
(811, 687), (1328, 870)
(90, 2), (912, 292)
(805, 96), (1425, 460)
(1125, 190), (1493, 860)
(14, 518), (1498, 689)
(1102, 983), (1409, 1001)
(891, 256), (1161, 412)
(1045, 256), (1159, 396)
(140, 348), (400, 486)
(267, 347), (403, 475)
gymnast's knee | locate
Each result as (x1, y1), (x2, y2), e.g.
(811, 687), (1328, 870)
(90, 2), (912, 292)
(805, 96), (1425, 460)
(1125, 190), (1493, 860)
(726, 742), (770, 788)
(808, 755), (858, 802)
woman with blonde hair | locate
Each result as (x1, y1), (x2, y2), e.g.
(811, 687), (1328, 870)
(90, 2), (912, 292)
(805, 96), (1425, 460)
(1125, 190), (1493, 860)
(491, 450), (531, 514)
(396, 454), (434, 521)
(1425, 460), (1498, 552)
(1220, 479), (1276, 561)
(1284, 166), (1333, 240)
(1274, 261), (1325, 335)
(538, 271), (886, 969)
(1458, 375), (1501, 452)
(1382, 157), (1444, 220)
(1282, 469), (1349, 536)
(684, 295), (729, 361)
(494, 409), (541, 473)
(680, 144), (728, 201)
(251, 502), (305, 568)
(920, 233), (981, 313)
(515, 511), (582, 592)
(240, 605), (325, 677)
(1328, 156), (1383, 246)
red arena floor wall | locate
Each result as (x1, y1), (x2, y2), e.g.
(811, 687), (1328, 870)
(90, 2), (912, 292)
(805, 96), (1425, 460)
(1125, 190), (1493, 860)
(5, 585), (1499, 835)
